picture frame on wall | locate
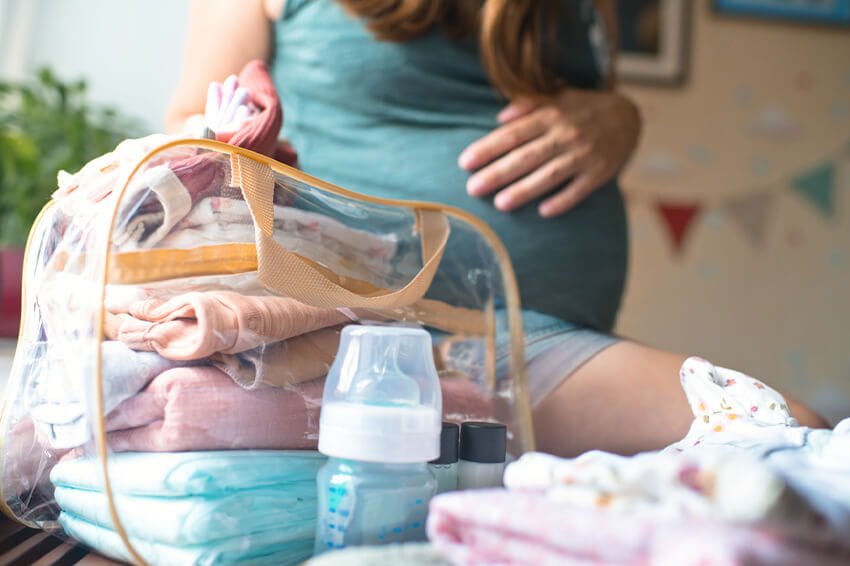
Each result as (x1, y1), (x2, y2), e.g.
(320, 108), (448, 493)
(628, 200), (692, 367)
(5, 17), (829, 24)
(713, 0), (850, 25)
(615, 0), (690, 86)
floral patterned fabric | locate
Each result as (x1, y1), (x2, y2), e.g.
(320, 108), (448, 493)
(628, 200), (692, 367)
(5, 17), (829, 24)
(426, 356), (850, 565)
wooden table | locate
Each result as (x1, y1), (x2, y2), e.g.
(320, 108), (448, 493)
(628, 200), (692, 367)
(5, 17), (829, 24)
(0, 514), (125, 566)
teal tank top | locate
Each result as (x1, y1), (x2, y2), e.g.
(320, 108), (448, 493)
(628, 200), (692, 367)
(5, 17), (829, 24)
(273, 0), (627, 331)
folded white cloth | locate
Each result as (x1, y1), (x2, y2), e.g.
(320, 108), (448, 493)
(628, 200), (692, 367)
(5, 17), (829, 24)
(159, 197), (398, 284)
(113, 165), (193, 250)
(667, 356), (802, 454)
(503, 357), (850, 550)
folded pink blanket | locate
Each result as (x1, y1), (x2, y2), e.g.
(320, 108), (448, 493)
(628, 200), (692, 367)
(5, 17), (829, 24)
(427, 490), (849, 566)
(106, 291), (350, 360)
(105, 366), (322, 452)
(104, 367), (493, 452)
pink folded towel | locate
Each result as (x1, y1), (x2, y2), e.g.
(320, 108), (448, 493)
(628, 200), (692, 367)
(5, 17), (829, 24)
(427, 489), (849, 566)
(104, 367), (493, 453)
(105, 366), (322, 452)
(106, 291), (350, 360)
(215, 60), (283, 160)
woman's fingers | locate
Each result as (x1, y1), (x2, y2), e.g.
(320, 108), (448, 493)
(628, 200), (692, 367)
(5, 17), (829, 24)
(467, 133), (566, 197)
(462, 89), (641, 217)
(492, 149), (585, 212)
(538, 168), (604, 218)
(496, 97), (541, 123)
(459, 110), (549, 172)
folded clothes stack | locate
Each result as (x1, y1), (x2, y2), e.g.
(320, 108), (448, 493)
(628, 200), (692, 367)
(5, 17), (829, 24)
(51, 450), (326, 566)
(427, 357), (850, 566)
(28, 288), (492, 453)
(30, 288), (356, 451)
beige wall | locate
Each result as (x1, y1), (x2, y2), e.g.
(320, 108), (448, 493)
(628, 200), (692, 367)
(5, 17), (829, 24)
(616, 1), (850, 423)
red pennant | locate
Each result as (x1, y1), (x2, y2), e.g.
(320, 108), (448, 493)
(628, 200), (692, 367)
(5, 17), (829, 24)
(656, 202), (701, 254)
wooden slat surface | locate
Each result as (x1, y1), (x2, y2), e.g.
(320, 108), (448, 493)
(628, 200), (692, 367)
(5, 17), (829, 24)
(0, 514), (126, 566)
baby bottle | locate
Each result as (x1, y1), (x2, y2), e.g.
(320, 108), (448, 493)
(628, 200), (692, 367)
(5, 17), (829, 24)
(314, 325), (441, 555)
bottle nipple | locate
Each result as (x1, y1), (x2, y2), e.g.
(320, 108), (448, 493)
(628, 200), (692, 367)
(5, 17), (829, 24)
(319, 324), (442, 463)
(347, 332), (420, 406)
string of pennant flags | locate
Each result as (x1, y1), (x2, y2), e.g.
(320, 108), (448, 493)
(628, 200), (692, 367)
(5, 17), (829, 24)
(623, 141), (849, 255)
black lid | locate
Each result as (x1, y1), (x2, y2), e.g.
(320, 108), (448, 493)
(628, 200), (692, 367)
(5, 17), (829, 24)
(460, 421), (506, 464)
(430, 422), (459, 465)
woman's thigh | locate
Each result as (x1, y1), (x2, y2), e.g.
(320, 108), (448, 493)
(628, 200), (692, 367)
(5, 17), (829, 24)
(532, 341), (829, 458)
(532, 341), (692, 457)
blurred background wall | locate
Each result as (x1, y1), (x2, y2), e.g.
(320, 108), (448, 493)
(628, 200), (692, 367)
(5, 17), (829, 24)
(1, 0), (848, 422)
(0, 0), (187, 131)
(617, 2), (850, 424)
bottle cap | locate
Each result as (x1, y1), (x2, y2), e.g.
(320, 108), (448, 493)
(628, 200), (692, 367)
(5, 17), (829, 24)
(319, 325), (442, 463)
(430, 422), (459, 465)
(460, 421), (506, 464)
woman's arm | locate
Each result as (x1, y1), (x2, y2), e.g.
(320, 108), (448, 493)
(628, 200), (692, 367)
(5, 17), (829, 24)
(165, 0), (275, 132)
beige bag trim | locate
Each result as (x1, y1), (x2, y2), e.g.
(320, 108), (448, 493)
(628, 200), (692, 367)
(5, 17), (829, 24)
(108, 247), (487, 335)
(108, 243), (259, 283)
(235, 152), (451, 309)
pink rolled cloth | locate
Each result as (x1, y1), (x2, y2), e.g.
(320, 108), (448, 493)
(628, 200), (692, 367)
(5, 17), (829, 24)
(104, 367), (494, 453)
(215, 60), (283, 160)
(171, 59), (290, 202)
(106, 291), (350, 360)
(427, 490), (849, 566)
(51, 61), (291, 216)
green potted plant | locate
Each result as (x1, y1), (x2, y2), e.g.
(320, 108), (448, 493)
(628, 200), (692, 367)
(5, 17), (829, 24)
(0, 68), (137, 337)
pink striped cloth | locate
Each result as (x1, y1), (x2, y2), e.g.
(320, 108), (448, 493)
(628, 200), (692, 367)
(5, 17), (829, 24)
(101, 366), (493, 452)
(105, 291), (350, 360)
(427, 489), (849, 566)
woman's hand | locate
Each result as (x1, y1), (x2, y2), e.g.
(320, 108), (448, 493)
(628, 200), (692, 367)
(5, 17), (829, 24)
(459, 89), (641, 218)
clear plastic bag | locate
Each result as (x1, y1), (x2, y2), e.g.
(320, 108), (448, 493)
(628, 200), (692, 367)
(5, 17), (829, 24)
(0, 138), (531, 565)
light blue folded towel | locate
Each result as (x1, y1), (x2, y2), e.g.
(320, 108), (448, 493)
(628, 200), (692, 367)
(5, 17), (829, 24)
(59, 511), (314, 566)
(51, 450), (326, 496)
(54, 485), (317, 546)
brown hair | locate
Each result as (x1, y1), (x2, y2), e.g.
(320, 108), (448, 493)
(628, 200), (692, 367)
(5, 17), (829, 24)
(335, 0), (564, 99)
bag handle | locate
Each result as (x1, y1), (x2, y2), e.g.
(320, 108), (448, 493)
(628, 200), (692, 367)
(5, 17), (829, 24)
(231, 153), (450, 309)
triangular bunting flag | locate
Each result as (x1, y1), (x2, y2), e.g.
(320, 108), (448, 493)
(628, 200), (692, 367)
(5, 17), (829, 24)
(791, 162), (836, 218)
(724, 191), (774, 246)
(656, 202), (701, 255)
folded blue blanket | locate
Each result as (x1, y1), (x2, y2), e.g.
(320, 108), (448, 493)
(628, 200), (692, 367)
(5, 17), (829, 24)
(50, 450), (326, 496)
(54, 484), (317, 546)
(59, 511), (314, 566)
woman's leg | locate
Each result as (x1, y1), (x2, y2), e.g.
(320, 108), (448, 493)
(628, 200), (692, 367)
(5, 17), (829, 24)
(782, 393), (830, 430)
(532, 341), (829, 458)
(532, 341), (691, 457)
